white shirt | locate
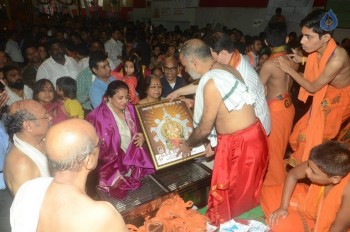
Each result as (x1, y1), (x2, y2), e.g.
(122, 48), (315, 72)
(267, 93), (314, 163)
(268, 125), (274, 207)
(5, 39), (24, 63)
(104, 38), (123, 67)
(5, 85), (33, 106)
(36, 56), (79, 86)
(77, 57), (116, 73)
(236, 54), (271, 135)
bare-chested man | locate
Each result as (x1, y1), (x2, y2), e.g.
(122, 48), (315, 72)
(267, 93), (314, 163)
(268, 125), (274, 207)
(259, 22), (299, 218)
(10, 119), (128, 232)
(277, 9), (350, 164)
(3, 100), (51, 196)
(178, 39), (268, 225)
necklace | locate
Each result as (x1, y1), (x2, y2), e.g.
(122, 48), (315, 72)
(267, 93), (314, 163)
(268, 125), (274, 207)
(209, 60), (217, 70)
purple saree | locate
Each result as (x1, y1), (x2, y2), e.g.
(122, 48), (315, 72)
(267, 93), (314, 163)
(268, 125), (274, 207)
(86, 100), (155, 198)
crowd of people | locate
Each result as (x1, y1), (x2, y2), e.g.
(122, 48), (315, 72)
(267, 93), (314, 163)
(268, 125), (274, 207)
(0, 8), (350, 232)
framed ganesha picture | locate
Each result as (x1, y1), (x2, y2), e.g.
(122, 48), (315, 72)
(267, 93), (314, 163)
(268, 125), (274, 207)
(135, 99), (205, 170)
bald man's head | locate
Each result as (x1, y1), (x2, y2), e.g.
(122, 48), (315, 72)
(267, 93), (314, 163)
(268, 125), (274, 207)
(179, 39), (212, 61)
(46, 119), (99, 172)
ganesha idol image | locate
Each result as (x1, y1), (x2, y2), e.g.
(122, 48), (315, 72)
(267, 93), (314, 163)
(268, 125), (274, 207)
(150, 108), (192, 153)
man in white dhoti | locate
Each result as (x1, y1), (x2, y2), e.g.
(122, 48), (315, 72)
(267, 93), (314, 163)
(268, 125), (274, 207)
(10, 119), (128, 232)
(3, 100), (51, 196)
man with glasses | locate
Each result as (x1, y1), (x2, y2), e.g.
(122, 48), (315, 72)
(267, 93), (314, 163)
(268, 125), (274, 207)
(161, 57), (187, 98)
(3, 100), (52, 196)
(10, 119), (128, 232)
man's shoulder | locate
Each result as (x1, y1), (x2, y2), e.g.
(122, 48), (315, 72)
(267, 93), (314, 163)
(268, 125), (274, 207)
(5, 147), (38, 176)
(333, 45), (349, 61)
(6, 146), (35, 166)
(90, 201), (127, 231)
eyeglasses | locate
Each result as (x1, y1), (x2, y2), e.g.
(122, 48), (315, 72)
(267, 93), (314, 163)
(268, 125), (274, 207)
(86, 138), (104, 155)
(163, 66), (178, 72)
(28, 113), (50, 122)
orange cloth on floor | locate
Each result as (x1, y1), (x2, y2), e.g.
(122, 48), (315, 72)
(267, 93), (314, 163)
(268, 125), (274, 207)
(260, 94), (295, 217)
(206, 121), (269, 226)
(271, 173), (350, 232)
(289, 39), (350, 165)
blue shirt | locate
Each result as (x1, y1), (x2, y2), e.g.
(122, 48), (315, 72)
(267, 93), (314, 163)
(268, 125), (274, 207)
(89, 77), (114, 109)
(0, 121), (9, 189)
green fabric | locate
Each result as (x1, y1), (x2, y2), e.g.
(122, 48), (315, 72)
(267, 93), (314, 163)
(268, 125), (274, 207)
(76, 67), (93, 110)
(197, 205), (266, 223)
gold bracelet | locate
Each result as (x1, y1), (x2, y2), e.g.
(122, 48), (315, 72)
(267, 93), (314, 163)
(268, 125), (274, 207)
(302, 57), (305, 66)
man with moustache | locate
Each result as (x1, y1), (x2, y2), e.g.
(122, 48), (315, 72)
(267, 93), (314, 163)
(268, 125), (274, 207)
(36, 39), (78, 86)
(2, 65), (33, 106)
(10, 119), (127, 232)
(3, 100), (52, 196)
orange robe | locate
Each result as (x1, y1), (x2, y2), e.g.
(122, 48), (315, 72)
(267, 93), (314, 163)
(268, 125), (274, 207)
(206, 121), (269, 226)
(260, 93), (295, 217)
(289, 39), (350, 165)
(271, 173), (350, 232)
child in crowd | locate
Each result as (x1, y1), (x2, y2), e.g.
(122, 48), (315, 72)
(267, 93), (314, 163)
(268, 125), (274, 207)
(151, 67), (164, 78)
(32, 79), (69, 125)
(138, 75), (162, 105)
(56, 76), (84, 119)
(111, 54), (142, 104)
(269, 141), (350, 232)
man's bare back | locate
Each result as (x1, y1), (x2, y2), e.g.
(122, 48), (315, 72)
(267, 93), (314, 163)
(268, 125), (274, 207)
(37, 182), (127, 232)
(201, 66), (257, 135)
(325, 46), (350, 88)
(4, 148), (41, 195)
(260, 55), (298, 100)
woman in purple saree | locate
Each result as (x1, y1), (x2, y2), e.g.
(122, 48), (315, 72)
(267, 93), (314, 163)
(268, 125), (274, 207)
(86, 80), (154, 198)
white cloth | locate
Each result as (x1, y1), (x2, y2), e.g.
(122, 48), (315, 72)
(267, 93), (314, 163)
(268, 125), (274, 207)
(236, 54), (271, 134)
(244, 51), (259, 69)
(36, 56), (79, 86)
(13, 134), (50, 177)
(107, 102), (131, 153)
(193, 69), (256, 147)
(5, 39), (24, 63)
(10, 177), (53, 232)
(77, 57), (116, 73)
(104, 38), (123, 67)
(5, 85), (33, 106)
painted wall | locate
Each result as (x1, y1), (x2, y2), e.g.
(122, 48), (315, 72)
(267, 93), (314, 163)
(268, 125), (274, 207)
(134, 7), (349, 43)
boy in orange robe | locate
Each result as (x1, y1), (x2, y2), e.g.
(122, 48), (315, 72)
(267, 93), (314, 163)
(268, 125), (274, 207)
(269, 141), (350, 232)
(277, 9), (350, 166)
(259, 22), (299, 217)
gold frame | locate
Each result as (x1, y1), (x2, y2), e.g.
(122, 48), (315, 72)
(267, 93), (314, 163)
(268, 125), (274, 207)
(136, 99), (205, 170)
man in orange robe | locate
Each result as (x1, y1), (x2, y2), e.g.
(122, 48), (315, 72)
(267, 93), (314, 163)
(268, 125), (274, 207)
(259, 22), (299, 217)
(277, 9), (350, 166)
(269, 141), (350, 232)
